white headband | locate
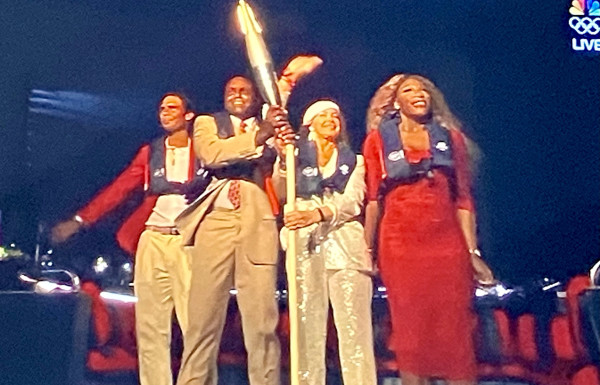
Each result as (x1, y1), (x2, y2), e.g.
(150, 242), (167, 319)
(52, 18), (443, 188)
(302, 100), (340, 126)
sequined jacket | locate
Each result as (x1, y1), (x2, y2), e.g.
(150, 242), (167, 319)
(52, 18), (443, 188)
(274, 152), (373, 272)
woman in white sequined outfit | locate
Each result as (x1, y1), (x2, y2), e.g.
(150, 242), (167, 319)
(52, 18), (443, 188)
(272, 100), (377, 385)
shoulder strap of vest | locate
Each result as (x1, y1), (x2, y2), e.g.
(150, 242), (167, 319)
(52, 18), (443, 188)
(148, 136), (174, 195)
(213, 111), (234, 138)
(296, 134), (318, 168)
(426, 123), (454, 166)
(336, 144), (357, 170)
(426, 123), (451, 147)
(321, 144), (357, 193)
(149, 136), (166, 171)
(379, 114), (403, 156)
(149, 136), (164, 151)
(295, 135), (319, 198)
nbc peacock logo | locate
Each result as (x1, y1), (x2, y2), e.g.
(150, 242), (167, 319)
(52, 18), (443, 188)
(568, 0), (600, 52)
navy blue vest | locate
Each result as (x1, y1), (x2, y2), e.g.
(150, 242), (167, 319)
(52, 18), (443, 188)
(212, 111), (274, 181)
(295, 135), (357, 198)
(148, 136), (210, 196)
(379, 114), (454, 183)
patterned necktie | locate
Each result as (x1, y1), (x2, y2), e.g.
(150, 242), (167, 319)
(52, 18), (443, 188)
(227, 121), (247, 209)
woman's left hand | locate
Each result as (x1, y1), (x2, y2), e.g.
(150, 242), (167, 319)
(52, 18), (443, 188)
(284, 209), (320, 230)
(471, 254), (495, 285)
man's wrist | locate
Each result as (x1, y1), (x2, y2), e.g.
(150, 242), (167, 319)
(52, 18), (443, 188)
(314, 207), (325, 223)
(73, 215), (85, 225)
(469, 248), (482, 258)
(255, 126), (273, 146)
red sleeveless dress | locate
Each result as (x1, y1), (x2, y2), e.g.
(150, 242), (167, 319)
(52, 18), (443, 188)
(363, 128), (477, 381)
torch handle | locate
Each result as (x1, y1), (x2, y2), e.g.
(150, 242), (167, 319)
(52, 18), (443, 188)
(284, 143), (299, 385)
(285, 144), (296, 210)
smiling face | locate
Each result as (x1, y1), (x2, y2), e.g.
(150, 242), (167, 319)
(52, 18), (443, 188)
(224, 76), (258, 119)
(159, 95), (193, 133)
(395, 77), (432, 123)
(310, 108), (341, 142)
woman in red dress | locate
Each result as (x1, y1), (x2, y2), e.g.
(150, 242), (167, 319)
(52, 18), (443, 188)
(362, 74), (494, 385)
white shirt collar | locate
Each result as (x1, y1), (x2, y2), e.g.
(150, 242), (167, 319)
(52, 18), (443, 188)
(165, 137), (191, 149)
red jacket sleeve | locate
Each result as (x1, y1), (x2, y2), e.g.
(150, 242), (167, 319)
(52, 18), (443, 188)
(77, 145), (149, 224)
(362, 130), (384, 202)
(450, 130), (475, 212)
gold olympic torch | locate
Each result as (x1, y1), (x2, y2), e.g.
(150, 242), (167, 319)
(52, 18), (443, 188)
(236, 0), (281, 106)
(236, 2), (299, 385)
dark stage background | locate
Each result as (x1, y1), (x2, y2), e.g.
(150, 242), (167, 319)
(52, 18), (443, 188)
(0, 0), (598, 283)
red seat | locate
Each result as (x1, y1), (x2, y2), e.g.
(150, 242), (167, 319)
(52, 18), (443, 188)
(81, 276), (600, 385)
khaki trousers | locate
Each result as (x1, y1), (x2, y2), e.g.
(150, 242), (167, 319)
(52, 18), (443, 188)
(177, 209), (281, 385)
(134, 229), (192, 385)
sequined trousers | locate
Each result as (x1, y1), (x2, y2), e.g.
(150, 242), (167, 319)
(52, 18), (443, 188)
(288, 237), (377, 385)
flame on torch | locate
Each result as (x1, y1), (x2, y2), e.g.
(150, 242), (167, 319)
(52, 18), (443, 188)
(236, 0), (281, 106)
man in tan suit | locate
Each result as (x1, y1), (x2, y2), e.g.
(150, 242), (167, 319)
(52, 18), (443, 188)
(175, 76), (290, 385)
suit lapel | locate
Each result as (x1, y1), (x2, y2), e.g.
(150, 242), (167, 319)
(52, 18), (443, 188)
(175, 179), (228, 246)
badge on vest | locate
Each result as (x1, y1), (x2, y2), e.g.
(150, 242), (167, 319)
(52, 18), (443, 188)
(339, 164), (350, 175)
(388, 150), (405, 162)
(153, 168), (165, 177)
(302, 166), (319, 177)
(435, 141), (449, 151)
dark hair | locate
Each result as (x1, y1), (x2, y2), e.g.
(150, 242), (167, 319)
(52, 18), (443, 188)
(224, 75), (263, 101)
(160, 92), (194, 113)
